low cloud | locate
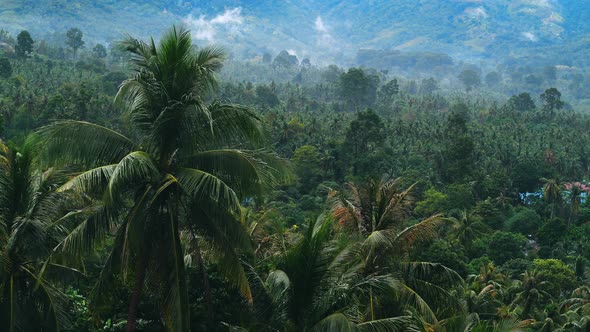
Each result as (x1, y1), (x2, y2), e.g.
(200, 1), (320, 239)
(183, 8), (243, 42)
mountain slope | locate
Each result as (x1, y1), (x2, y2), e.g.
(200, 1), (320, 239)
(1, 0), (588, 66)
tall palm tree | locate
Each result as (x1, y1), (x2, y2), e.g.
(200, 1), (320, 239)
(37, 26), (286, 331)
(0, 139), (74, 331)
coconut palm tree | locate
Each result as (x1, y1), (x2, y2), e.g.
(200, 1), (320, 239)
(535, 318), (557, 332)
(329, 178), (451, 268)
(36, 26), (286, 332)
(0, 139), (75, 331)
(329, 177), (441, 243)
(470, 318), (534, 332)
(566, 184), (583, 225)
(245, 216), (416, 331)
(464, 284), (506, 321)
(510, 270), (550, 319)
(541, 178), (561, 218)
(329, 177), (462, 324)
(451, 210), (490, 251)
(560, 286), (590, 318)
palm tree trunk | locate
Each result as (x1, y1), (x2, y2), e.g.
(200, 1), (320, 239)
(126, 258), (147, 332)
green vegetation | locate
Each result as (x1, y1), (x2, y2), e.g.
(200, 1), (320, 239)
(1, 22), (590, 332)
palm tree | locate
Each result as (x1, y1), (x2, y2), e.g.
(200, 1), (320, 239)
(566, 184), (583, 225)
(246, 216), (416, 331)
(451, 210), (489, 251)
(329, 178), (462, 324)
(541, 178), (561, 218)
(242, 206), (295, 261)
(510, 270), (550, 319)
(557, 309), (590, 331)
(465, 262), (508, 323)
(470, 318), (534, 332)
(329, 178), (450, 267)
(329, 178), (440, 240)
(464, 284), (506, 321)
(0, 139), (74, 331)
(37, 26), (286, 331)
(560, 286), (590, 318)
(535, 318), (557, 332)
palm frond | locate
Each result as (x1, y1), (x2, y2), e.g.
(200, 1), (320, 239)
(55, 203), (120, 255)
(116, 34), (153, 70)
(176, 167), (241, 213)
(160, 205), (190, 332)
(187, 201), (253, 302)
(58, 165), (116, 195)
(328, 189), (362, 233)
(392, 214), (446, 252)
(205, 102), (266, 147)
(376, 180), (417, 230)
(89, 223), (127, 310)
(311, 313), (356, 332)
(398, 282), (439, 324)
(192, 45), (226, 92)
(35, 121), (136, 168)
(400, 261), (464, 286)
(184, 149), (288, 199)
(107, 151), (159, 201)
(21, 266), (71, 331)
(356, 316), (417, 332)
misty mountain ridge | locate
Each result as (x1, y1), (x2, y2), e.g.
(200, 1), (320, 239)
(1, 0), (589, 67)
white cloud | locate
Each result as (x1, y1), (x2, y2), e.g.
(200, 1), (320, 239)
(183, 8), (243, 42)
(315, 16), (328, 33)
(522, 31), (538, 41)
(314, 16), (337, 47)
(464, 7), (488, 19)
(527, 0), (555, 7)
(211, 8), (243, 25)
(544, 12), (564, 24)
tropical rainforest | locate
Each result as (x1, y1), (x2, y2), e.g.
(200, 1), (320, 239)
(1, 2), (590, 332)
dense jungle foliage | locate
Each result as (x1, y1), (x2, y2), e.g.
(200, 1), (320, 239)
(1, 25), (590, 332)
